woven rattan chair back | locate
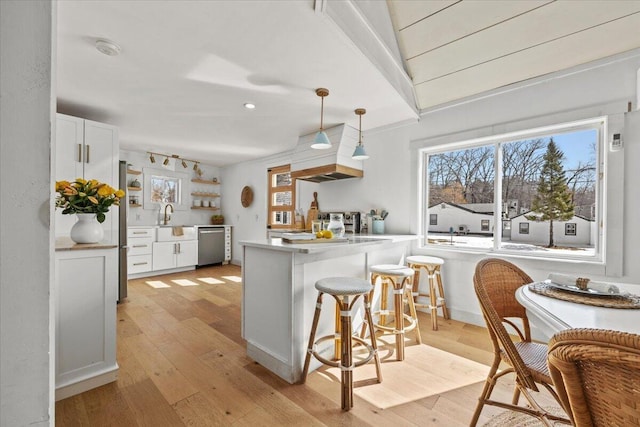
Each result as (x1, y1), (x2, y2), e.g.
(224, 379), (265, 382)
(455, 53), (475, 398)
(548, 328), (640, 426)
(470, 258), (570, 426)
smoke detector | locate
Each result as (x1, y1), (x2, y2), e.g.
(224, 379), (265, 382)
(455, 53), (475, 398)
(95, 39), (121, 56)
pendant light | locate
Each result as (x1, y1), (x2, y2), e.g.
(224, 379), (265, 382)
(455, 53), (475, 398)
(352, 108), (369, 160)
(311, 88), (332, 149)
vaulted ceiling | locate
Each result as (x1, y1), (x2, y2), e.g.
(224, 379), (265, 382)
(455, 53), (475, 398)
(56, 1), (640, 166)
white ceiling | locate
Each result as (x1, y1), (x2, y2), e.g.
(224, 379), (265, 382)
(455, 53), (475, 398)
(56, 0), (640, 167)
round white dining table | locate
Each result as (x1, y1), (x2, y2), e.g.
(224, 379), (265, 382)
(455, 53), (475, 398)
(516, 283), (640, 340)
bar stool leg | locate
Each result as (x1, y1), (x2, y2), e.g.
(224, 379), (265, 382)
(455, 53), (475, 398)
(404, 278), (422, 344)
(301, 292), (324, 384)
(334, 303), (341, 360)
(392, 279), (405, 360)
(427, 268), (439, 331)
(339, 295), (353, 410)
(435, 267), (450, 319)
(363, 293), (382, 383)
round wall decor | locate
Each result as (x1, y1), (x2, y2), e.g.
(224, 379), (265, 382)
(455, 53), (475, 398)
(241, 185), (253, 208)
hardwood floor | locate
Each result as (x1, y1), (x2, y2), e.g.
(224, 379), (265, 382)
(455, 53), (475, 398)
(55, 264), (556, 426)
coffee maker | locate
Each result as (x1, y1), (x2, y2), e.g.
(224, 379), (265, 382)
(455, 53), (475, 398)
(343, 212), (361, 234)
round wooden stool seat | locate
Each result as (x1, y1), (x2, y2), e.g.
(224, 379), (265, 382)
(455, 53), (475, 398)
(301, 277), (382, 411)
(367, 264), (421, 361)
(406, 255), (449, 331)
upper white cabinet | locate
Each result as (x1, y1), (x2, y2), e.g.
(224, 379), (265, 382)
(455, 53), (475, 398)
(55, 114), (119, 241)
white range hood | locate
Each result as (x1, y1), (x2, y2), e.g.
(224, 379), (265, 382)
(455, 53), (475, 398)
(290, 124), (364, 183)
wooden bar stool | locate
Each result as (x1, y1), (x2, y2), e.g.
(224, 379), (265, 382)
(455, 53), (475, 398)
(406, 255), (450, 331)
(367, 264), (421, 361)
(300, 277), (382, 411)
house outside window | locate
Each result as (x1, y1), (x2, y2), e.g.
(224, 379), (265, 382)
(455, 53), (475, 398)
(430, 214), (437, 225)
(565, 223), (577, 236)
(268, 165), (295, 229)
(422, 118), (601, 260)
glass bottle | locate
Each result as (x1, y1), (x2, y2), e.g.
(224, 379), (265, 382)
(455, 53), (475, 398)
(327, 213), (345, 238)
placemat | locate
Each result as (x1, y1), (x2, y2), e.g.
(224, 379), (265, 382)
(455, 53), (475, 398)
(528, 282), (640, 309)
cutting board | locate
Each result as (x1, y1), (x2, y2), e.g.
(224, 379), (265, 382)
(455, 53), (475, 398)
(282, 237), (348, 244)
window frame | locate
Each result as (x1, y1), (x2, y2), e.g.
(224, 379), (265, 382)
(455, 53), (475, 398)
(419, 117), (605, 262)
(430, 214), (438, 226)
(565, 223), (577, 236)
(267, 164), (296, 229)
(519, 223), (530, 235)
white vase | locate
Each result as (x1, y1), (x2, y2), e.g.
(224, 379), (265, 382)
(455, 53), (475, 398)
(70, 213), (104, 244)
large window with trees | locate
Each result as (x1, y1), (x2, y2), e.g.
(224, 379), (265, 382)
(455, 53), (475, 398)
(422, 118), (602, 260)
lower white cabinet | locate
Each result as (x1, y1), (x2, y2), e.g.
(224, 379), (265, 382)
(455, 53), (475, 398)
(152, 240), (198, 270)
(127, 227), (154, 274)
(55, 243), (118, 400)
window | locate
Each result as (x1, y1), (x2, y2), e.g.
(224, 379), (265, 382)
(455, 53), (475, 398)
(430, 214), (438, 225)
(268, 165), (295, 229)
(422, 118), (602, 260)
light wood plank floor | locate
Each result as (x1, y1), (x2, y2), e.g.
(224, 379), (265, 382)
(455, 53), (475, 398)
(55, 264), (557, 426)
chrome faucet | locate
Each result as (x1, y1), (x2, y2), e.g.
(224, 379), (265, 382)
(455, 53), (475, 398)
(163, 203), (174, 225)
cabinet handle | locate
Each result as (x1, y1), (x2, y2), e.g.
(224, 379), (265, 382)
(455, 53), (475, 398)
(77, 144), (82, 162)
(133, 262), (148, 266)
(132, 231), (147, 235)
(177, 243), (181, 253)
(85, 144), (90, 163)
(132, 244), (147, 248)
(173, 243), (177, 254)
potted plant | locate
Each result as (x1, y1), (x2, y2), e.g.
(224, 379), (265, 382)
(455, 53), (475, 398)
(55, 178), (125, 243)
(211, 214), (224, 225)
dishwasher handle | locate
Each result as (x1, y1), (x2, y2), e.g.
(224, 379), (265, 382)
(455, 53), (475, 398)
(199, 230), (224, 234)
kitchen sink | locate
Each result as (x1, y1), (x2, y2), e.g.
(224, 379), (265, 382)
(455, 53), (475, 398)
(156, 225), (197, 241)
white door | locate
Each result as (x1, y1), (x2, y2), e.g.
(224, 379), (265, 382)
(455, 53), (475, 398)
(176, 240), (198, 267)
(152, 242), (177, 271)
(83, 120), (119, 241)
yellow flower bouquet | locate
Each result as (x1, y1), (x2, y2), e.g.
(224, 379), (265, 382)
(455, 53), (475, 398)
(55, 178), (125, 223)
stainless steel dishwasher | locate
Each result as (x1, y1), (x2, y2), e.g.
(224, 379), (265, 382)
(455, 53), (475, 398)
(197, 227), (226, 266)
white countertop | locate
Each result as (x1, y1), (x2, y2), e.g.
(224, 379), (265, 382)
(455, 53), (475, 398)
(240, 234), (419, 254)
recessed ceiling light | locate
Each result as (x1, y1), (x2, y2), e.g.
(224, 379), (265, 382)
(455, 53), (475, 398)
(95, 39), (121, 56)
(244, 103), (256, 109)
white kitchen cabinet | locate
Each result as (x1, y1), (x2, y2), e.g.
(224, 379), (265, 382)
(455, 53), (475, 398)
(127, 227), (154, 275)
(55, 114), (119, 241)
(152, 240), (198, 271)
(55, 241), (118, 400)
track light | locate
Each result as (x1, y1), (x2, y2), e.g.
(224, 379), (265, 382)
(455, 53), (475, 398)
(149, 153), (156, 163)
(181, 159), (188, 168)
(193, 162), (199, 171)
(311, 88), (331, 149)
(352, 108), (369, 160)
(163, 157), (170, 166)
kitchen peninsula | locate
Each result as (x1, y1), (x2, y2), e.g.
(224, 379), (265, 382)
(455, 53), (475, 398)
(240, 235), (418, 383)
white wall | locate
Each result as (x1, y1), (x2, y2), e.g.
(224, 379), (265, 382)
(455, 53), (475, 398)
(120, 150), (221, 227)
(1, 1), (54, 425)
(222, 49), (640, 336)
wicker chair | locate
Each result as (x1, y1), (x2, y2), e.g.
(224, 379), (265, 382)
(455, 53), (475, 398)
(548, 328), (640, 426)
(470, 258), (570, 426)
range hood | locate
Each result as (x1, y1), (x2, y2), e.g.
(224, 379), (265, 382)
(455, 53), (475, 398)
(290, 124), (364, 183)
